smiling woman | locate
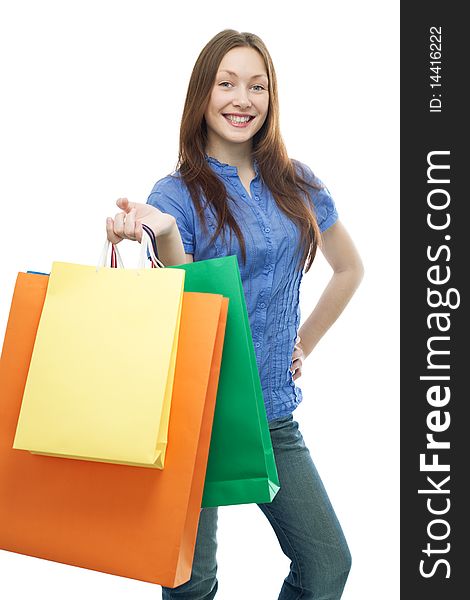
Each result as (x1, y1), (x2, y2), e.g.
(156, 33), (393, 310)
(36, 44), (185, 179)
(206, 47), (268, 139)
(207, 54), (269, 135)
(203, 47), (270, 194)
(163, 30), (329, 273)
(105, 28), (364, 600)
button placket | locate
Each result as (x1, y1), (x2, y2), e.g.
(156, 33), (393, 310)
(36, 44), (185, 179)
(250, 173), (261, 203)
(255, 255), (274, 350)
(205, 154), (308, 420)
(227, 175), (249, 203)
(224, 166), (274, 357)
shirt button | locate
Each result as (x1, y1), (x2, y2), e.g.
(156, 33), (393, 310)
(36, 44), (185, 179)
(255, 342), (261, 348)
(264, 227), (271, 233)
(260, 302), (266, 308)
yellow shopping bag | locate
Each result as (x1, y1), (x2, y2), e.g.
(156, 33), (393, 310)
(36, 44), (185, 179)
(13, 236), (185, 468)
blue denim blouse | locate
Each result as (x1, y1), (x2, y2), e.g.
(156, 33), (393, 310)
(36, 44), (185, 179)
(147, 155), (338, 421)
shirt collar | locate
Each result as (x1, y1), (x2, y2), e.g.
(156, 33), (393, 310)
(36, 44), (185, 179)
(205, 154), (260, 178)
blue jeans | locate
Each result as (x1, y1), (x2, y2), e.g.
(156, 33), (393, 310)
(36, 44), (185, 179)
(162, 415), (351, 599)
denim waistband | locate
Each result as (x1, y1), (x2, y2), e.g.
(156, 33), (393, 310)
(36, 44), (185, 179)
(268, 413), (293, 430)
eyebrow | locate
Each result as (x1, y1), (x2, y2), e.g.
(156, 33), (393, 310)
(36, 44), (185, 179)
(218, 69), (268, 80)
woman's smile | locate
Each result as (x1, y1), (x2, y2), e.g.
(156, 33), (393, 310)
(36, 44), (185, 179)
(223, 113), (256, 128)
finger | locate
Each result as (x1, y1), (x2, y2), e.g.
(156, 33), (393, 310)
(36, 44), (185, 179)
(113, 212), (126, 237)
(106, 217), (123, 244)
(292, 348), (302, 359)
(128, 209), (142, 241)
(293, 368), (302, 381)
(134, 218), (143, 243)
(116, 197), (137, 213)
(124, 208), (137, 240)
(290, 358), (302, 372)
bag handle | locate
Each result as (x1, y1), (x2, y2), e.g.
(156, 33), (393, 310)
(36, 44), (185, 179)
(97, 225), (165, 271)
(97, 239), (125, 270)
(141, 224), (165, 268)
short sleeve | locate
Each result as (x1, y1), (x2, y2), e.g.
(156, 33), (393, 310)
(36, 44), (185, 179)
(147, 175), (195, 254)
(313, 184), (338, 233)
(294, 160), (339, 233)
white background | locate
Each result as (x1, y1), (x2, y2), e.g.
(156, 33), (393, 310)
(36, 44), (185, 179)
(0, 1), (399, 599)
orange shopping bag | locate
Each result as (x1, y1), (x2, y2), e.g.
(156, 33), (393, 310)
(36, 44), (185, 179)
(0, 272), (228, 587)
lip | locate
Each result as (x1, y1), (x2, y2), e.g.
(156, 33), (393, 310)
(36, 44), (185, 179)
(223, 113), (256, 118)
(223, 114), (256, 128)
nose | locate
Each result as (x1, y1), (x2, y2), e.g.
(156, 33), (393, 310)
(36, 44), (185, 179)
(232, 88), (252, 109)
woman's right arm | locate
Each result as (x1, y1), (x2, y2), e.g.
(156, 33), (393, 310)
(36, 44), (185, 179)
(106, 197), (193, 266)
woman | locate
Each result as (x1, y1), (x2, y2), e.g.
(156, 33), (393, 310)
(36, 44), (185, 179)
(106, 29), (363, 600)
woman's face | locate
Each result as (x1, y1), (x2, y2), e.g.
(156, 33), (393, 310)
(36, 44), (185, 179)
(204, 46), (269, 152)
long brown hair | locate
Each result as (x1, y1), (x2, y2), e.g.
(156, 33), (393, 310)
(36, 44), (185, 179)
(177, 29), (322, 273)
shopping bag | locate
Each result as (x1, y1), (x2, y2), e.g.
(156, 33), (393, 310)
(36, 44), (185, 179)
(0, 271), (228, 586)
(13, 240), (185, 468)
(168, 255), (280, 507)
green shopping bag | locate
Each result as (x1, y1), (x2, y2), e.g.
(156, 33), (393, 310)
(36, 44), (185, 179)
(170, 255), (280, 507)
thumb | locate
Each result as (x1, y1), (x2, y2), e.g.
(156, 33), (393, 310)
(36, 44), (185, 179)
(116, 197), (136, 213)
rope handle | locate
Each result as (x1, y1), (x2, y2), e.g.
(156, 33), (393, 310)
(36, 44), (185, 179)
(97, 224), (165, 270)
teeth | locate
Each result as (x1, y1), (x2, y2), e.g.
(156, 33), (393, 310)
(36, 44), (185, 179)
(226, 115), (252, 123)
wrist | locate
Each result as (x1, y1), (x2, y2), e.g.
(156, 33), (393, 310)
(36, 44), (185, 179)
(158, 215), (177, 238)
(146, 214), (177, 239)
(296, 332), (313, 360)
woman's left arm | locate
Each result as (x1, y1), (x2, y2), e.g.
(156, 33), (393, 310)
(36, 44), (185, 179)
(291, 220), (364, 380)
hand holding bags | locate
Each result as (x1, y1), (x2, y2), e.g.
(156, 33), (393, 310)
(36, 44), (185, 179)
(13, 238), (185, 468)
(1, 228), (279, 588)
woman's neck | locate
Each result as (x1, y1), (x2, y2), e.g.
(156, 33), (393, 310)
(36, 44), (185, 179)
(205, 140), (253, 171)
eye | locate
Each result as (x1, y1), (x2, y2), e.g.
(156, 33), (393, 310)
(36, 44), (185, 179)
(219, 81), (233, 88)
(252, 84), (266, 92)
